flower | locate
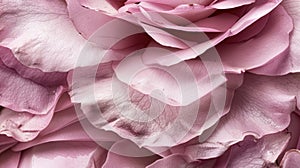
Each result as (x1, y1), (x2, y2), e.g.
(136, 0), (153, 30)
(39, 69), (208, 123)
(0, 0), (300, 167)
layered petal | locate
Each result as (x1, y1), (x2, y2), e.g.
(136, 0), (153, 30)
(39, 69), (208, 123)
(0, 47), (65, 115)
(224, 132), (290, 167)
(220, 6), (293, 74)
(281, 150), (300, 168)
(184, 73), (300, 159)
(0, 0), (89, 72)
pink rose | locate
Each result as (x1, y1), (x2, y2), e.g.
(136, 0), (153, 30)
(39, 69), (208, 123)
(0, 0), (300, 167)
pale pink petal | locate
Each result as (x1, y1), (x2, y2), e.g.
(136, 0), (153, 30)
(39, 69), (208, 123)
(69, 63), (237, 148)
(79, 0), (118, 14)
(139, 2), (215, 21)
(225, 14), (269, 43)
(125, 0), (213, 7)
(274, 0), (300, 74)
(12, 107), (121, 151)
(66, 0), (114, 38)
(0, 47), (67, 86)
(128, 12), (238, 50)
(146, 154), (203, 168)
(0, 0), (89, 72)
(102, 140), (159, 168)
(211, 0), (255, 9)
(280, 150), (300, 168)
(114, 51), (226, 106)
(0, 47), (65, 114)
(280, 113), (300, 158)
(220, 6), (293, 74)
(184, 73), (300, 159)
(224, 132), (290, 167)
(146, 0), (282, 66)
(0, 108), (54, 142)
(18, 141), (106, 168)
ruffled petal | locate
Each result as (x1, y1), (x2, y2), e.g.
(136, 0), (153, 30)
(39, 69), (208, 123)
(184, 73), (300, 159)
(0, 108), (56, 142)
(144, 0), (282, 66)
(220, 6), (293, 74)
(69, 60), (239, 148)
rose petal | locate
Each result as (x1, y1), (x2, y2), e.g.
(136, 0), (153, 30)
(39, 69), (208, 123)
(66, 0), (114, 38)
(0, 0), (89, 72)
(146, 154), (204, 168)
(0, 108), (55, 142)
(11, 107), (121, 151)
(0, 135), (16, 154)
(114, 49), (226, 106)
(69, 64), (236, 148)
(184, 73), (300, 159)
(18, 141), (106, 168)
(211, 0), (255, 9)
(102, 140), (159, 168)
(274, 0), (300, 74)
(280, 150), (300, 168)
(0, 150), (21, 168)
(224, 132), (290, 167)
(0, 47), (65, 114)
(79, 0), (118, 14)
(149, 0), (282, 66)
(220, 6), (293, 74)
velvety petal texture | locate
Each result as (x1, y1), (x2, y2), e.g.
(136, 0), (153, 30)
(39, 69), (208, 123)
(1, 0), (300, 167)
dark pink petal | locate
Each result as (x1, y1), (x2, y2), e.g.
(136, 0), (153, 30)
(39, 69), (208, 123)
(280, 150), (300, 168)
(0, 135), (16, 154)
(0, 150), (21, 168)
(184, 73), (300, 159)
(105, 0), (127, 9)
(0, 0), (89, 72)
(220, 6), (293, 74)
